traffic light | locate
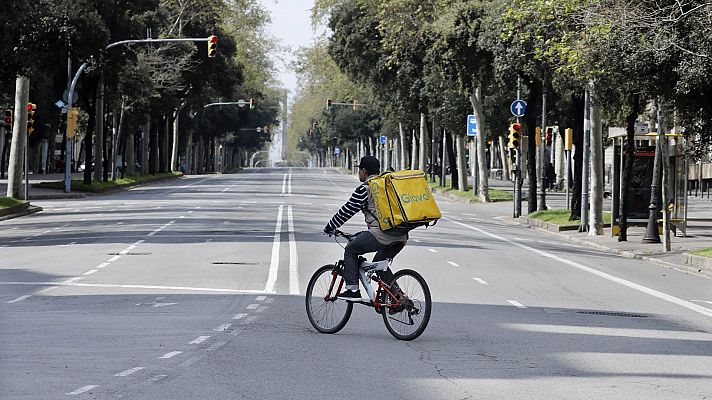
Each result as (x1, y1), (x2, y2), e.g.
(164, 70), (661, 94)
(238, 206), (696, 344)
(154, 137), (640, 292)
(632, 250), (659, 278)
(564, 128), (573, 151)
(27, 103), (36, 135)
(352, 99), (358, 110)
(545, 127), (553, 146)
(66, 107), (79, 138)
(508, 123), (521, 148)
(249, 98), (255, 110)
(207, 35), (218, 58)
(326, 98), (332, 110)
(3, 110), (12, 129)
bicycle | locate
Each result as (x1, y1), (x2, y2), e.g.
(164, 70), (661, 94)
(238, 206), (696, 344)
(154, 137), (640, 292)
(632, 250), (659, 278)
(305, 230), (432, 341)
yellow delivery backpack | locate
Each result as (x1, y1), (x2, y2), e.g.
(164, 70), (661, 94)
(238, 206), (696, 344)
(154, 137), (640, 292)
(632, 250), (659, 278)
(368, 170), (442, 235)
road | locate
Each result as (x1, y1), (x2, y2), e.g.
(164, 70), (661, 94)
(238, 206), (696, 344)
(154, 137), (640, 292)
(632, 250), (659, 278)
(2, 168), (711, 399)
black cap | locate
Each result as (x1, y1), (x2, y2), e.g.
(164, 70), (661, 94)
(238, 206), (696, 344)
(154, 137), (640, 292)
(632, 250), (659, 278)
(358, 156), (380, 174)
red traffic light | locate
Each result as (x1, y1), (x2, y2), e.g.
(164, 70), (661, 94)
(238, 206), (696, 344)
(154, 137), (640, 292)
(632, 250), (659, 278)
(511, 123), (521, 131)
(207, 35), (218, 58)
(27, 103), (36, 111)
(209, 36), (218, 44)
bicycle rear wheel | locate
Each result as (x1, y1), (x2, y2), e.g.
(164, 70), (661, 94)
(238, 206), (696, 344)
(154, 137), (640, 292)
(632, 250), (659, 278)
(381, 269), (431, 341)
(305, 265), (353, 334)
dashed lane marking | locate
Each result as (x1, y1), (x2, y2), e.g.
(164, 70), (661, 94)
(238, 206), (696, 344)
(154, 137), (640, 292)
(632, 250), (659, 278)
(158, 351), (182, 359)
(447, 261), (460, 267)
(66, 385), (99, 395)
(115, 367), (144, 377)
(189, 336), (210, 344)
(246, 304), (259, 310)
(507, 300), (527, 309)
(472, 278), (488, 285)
(149, 375), (168, 382)
(232, 313), (247, 320)
(82, 269), (98, 276)
(428, 248), (438, 253)
(6, 295), (31, 304)
(214, 323), (232, 332)
(255, 296), (266, 301)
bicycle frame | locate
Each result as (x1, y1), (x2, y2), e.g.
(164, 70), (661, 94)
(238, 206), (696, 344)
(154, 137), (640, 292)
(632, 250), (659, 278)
(324, 260), (401, 311)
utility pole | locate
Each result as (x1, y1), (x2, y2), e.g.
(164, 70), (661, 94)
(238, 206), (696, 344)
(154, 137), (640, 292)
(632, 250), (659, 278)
(538, 83), (547, 211)
(579, 84), (591, 232)
(643, 100), (662, 243)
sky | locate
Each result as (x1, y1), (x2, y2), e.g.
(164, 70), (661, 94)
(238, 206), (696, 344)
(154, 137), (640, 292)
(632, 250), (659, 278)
(259, 0), (323, 97)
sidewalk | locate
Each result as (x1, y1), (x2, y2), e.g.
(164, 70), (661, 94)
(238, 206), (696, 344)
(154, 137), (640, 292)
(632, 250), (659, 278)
(0, 173), (87, 200)
(440, 176), (712, 278)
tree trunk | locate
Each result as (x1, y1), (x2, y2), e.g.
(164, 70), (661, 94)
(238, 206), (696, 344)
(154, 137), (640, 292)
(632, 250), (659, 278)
(94, 75), (104, 183)
(618, 93), (640, 241)
(499, 135), (511, 180)
(171, 108), (181, 172)
(589, 87), (604, 235)
(126, 126), (135, 176)
(445, 130), (458, 189)
(455, 135), (468, 192)
(1, 129), (10, 179)
(419, 113), (427, 171)
(469, 89), (490, 202)
(6, 76), (30, 198)
(142, 116), (150, 176)
(149, 117), (157, 175)
(399, 122), (407, 169)
(570, 94), (585, 220)
(410, 129), (418, 170)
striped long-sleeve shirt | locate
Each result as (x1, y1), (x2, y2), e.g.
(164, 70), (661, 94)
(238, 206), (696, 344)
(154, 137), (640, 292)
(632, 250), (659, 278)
(326, 183), (369, 231)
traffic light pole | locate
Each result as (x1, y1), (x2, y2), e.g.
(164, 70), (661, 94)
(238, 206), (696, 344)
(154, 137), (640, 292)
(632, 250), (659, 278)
(105, 37), (213, 50)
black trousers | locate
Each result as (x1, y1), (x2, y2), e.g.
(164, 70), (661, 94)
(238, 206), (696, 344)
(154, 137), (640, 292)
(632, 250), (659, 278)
(343, 231), (405, 289)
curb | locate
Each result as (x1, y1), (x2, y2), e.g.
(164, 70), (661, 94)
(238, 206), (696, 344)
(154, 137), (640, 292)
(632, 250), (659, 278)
(506, 216), (712, 279)
(520, 216), (611, 232)
(0, 203), (43, 222)
(30, 174), (184, 198)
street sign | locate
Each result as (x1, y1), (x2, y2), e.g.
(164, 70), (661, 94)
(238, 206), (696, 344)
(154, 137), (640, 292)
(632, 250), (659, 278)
(55, 100), (65, 109)
(255, 127), (262, 133)
(510, 99), (527, 117)
(467, 115), (478, 137)
(334, 147), (340, 155)
(379, 135), (386, 145)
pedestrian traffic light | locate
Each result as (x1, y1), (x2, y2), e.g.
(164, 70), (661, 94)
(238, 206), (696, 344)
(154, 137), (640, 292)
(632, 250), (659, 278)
(326, 98), (332, 110)
(207, 35), (218, 58)
(66, 107), (79, 138)
(249, 98), (255, 110)
(564, 128), (573, 150)
(353, 99), (358, 110)
(508, 123), (521, 148)
(3, 110), (12, 129)
(27, 103), (36, 135)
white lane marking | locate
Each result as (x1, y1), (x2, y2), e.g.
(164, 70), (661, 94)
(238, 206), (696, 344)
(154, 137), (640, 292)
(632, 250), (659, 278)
(66, 385), (99, 395)
(288, 173), (292, 195)
(127, 245), (137, 250)
(214, 323), (232, 332)
(119, 249), (130, 255)
(507, 323), (712, 341)
(447, 261), (460, 267)
(463, 213), (477, 216)
(81, 219), (87, 222)
(115, 367), (144, 377)
(222, 187), (231, 193)
(134, 240), (145, 245)
(473, 278), (488, 285)
(150, 374), (168, 382)
(147, 221), (175, 237)
(38, 286), (57, 293)
(189, 336), (210, 344)
(0, 281), (267, 294)
(287, 206), (299, 295)
(692, 300), (712, 305)
(246, 304), (259, 310)
(83, 269), (98, 276)
(95, 263), (110, 269)
(413, 239), (422, 243)
(117, 222), (124, 225)
(507, 300), (527, 309)
(107, 255), (121, 262)
(265, 205), (283, 293)
(255, 296), (266, 302)
(158, 351), (182, 359)
(232, 313), (247, 320)
(446, 218), (712, 319)
(188, 211), (193, 214)
(62, 241), (78, 247)
(282, 174), (288, 194)
(179, 215), (185, 219)
(428, 248), (438, 253)
(6, 295), (31, 304)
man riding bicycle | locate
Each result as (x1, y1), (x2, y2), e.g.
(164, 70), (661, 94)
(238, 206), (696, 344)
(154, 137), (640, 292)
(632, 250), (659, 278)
(323, 156), (407, 301)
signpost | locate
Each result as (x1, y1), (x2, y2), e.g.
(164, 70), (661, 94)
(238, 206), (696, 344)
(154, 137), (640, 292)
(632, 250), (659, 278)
(510, 99), (527, 117)
(466, 115), (478, 137)
(467, 115), (478, 197)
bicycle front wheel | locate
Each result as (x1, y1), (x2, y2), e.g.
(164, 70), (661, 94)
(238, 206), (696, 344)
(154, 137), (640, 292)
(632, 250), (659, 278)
(305, 265), (353, 334)
(381, 269), (431, 341)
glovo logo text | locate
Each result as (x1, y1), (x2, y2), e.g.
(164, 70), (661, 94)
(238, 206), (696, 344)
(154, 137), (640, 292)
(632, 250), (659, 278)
(400, 192), (430, 204)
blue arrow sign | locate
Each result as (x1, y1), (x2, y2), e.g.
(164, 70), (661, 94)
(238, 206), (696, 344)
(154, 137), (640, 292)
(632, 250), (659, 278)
(379, 135), (387, 145)
(511, 100), (527, 117)
(467, 115), (478, 137)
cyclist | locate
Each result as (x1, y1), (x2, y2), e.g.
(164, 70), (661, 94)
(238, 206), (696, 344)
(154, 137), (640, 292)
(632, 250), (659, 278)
(323, 156), (407, 301)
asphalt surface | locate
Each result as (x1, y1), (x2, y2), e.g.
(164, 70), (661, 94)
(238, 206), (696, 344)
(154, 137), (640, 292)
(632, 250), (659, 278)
(1, 168), (711, 399)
